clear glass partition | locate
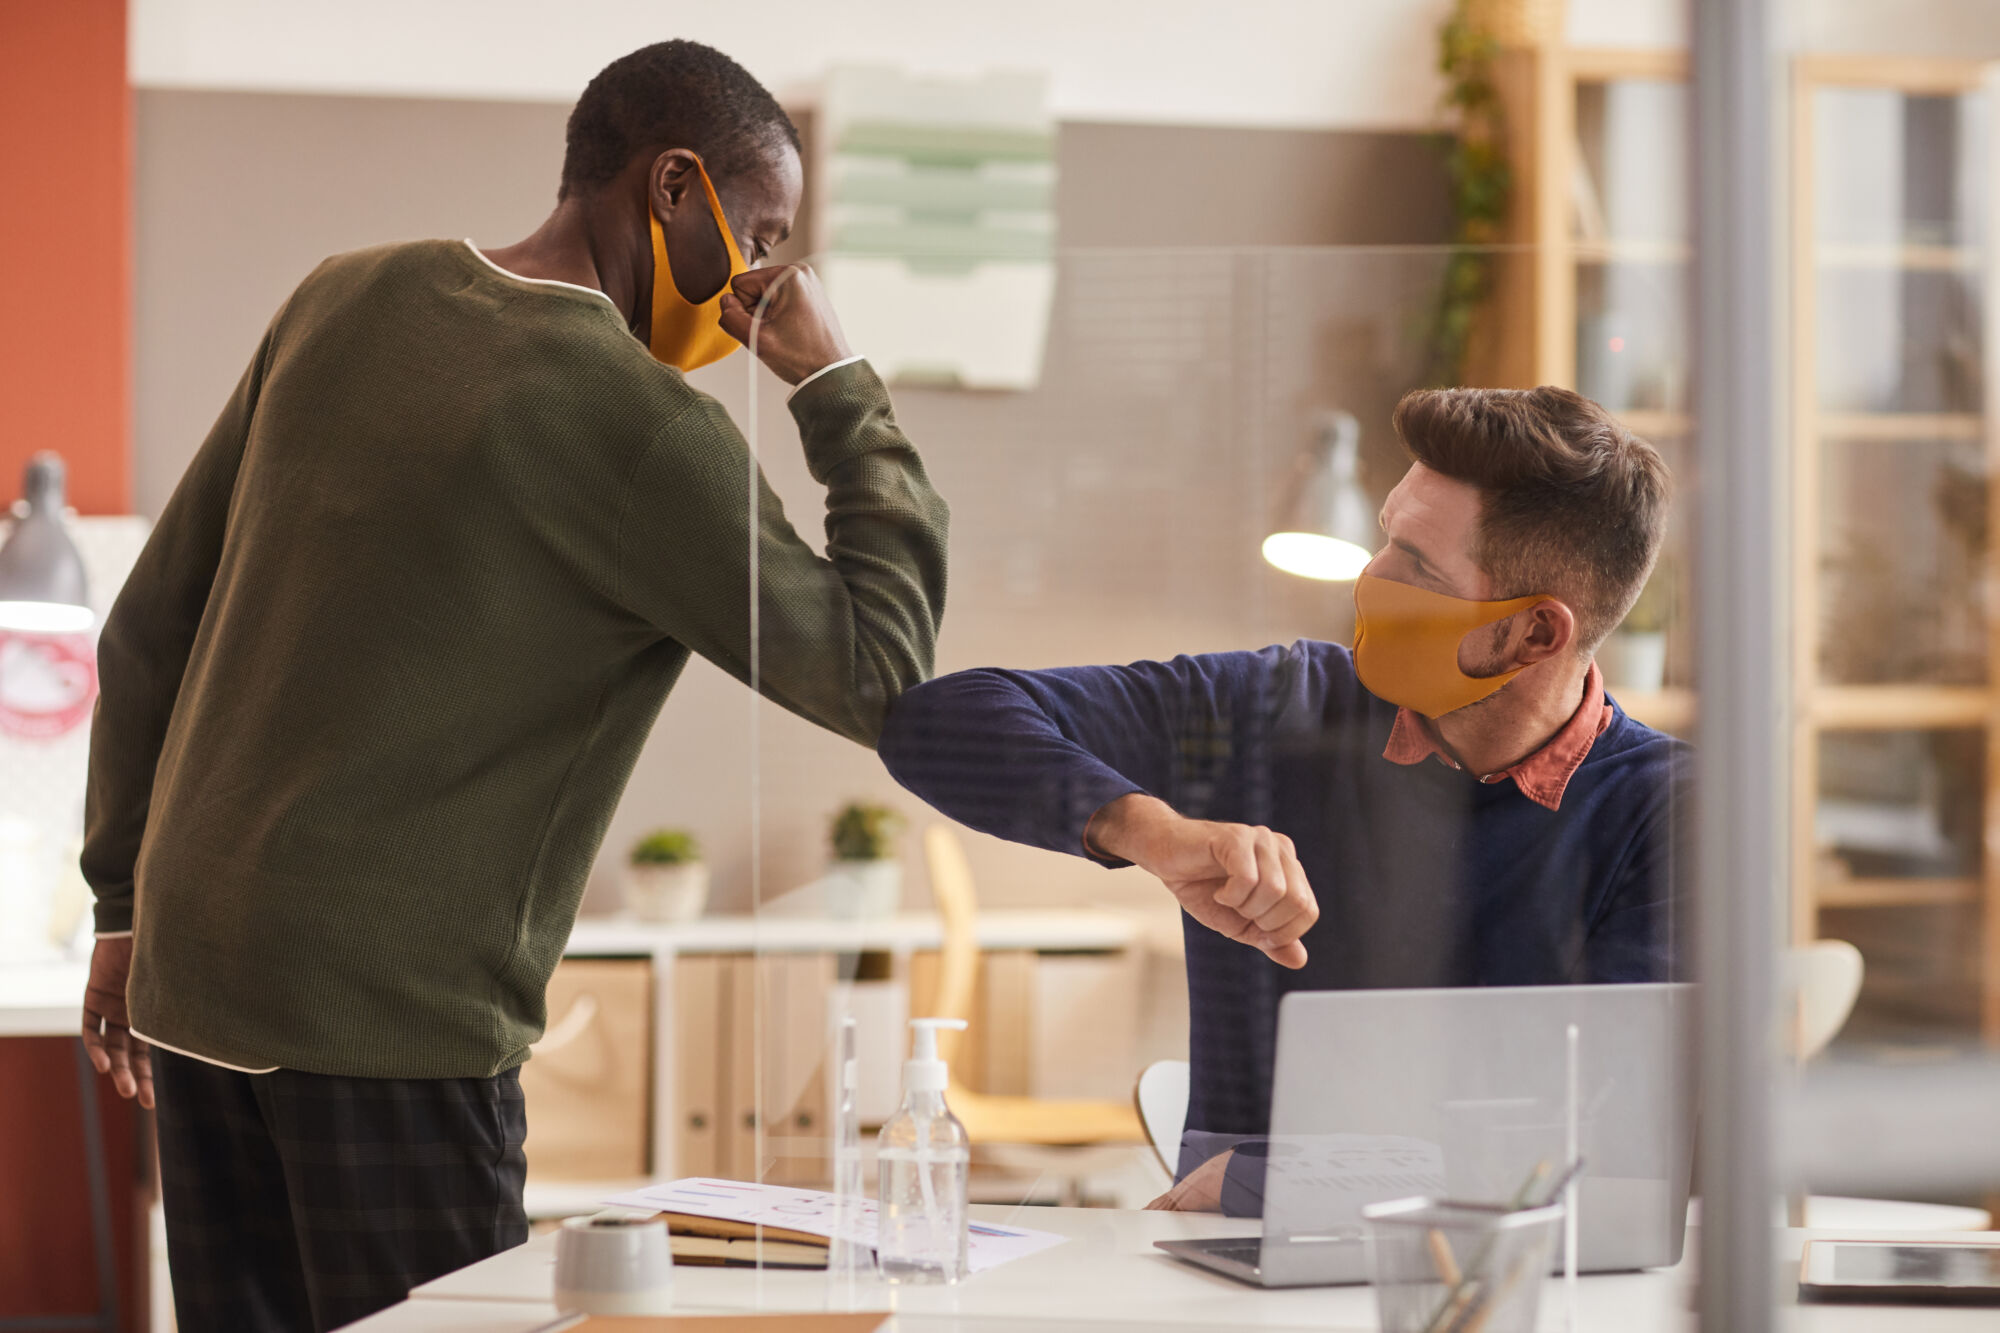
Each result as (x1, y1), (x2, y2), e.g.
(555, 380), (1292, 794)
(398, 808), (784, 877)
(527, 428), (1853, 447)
(646, 51), (2000, 1332)
(604, 45), (2000, 1324)
(682, 240), (1702, 1320)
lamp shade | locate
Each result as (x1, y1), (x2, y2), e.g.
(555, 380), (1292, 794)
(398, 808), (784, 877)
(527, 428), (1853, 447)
(0, 452), (93, 632)
(1261, 412), (1376, 582)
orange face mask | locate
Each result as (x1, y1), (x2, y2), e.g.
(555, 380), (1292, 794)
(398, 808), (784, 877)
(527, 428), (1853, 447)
(1352, 573), (1548, 719)
(647, 156), (748, 372)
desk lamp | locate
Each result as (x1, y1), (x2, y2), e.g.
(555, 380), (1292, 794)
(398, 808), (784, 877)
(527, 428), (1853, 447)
(1261, 411), (1375, 582)
(0, 452), (93, 632)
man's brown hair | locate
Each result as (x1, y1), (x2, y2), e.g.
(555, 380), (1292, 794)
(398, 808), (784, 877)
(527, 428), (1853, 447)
(1392, 385), (1671, 653)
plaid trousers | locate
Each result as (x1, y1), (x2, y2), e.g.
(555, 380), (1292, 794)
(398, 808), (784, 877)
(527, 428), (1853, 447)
(152, 1047), (528, 1332)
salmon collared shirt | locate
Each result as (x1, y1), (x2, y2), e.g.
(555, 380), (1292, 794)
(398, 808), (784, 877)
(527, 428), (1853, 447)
(1381, 661), (1615, 812)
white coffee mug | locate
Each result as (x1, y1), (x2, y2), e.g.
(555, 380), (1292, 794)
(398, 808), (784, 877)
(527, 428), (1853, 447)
(553, 1212), (675, 1315)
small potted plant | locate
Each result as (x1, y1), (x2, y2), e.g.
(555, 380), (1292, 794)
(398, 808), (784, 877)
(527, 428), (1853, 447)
(1601, 560), (1674, 695)
(822, 802), (904, 920)
(624, 829), (709, 923)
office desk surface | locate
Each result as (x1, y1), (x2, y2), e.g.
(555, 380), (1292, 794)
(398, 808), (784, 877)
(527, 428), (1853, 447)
(360, 1204), (2000, 1332)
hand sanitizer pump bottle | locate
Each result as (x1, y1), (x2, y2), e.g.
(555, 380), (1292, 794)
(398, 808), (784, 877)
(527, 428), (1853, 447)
(876, 1017), (971, 1284)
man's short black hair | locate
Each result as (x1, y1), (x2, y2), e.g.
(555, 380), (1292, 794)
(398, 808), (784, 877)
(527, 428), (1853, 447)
(560, 40), (801, 201)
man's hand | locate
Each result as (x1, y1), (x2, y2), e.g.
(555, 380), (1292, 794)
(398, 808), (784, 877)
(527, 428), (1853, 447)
(1088, 794), (1318, 968)
(1145, 1149), (1233, 1212)
(718, 264), (856, 386)
(81, 936), (152, 1108)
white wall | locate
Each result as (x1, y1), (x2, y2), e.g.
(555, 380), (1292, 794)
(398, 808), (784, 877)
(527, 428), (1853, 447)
(131, 0), (1455, 129)
(1568, 0), (2000, 55)
(131, 0), (2000, 143)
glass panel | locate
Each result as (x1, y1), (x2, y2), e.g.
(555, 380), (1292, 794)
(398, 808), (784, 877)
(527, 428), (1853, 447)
(1819, 434), (1987, 685)
(1819, 900), (1983, 1053)
(1812, 88), (1988, 417)
(1816, 728), (1984, 882)
(1784, 55), (2000, 1319)
(1814, 89), (1987, 252)
(714, 242), (1695, 1317)
(1814, 726), (1986, 1050)
(1574, 79), (1693, 416)
(1576, 261), (1692, 414)
(1574, 80), (1692, 245)
(1816, 267), (1986, 414)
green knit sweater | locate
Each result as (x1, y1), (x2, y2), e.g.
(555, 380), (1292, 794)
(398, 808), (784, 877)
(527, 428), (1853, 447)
(81, 240), (949, 1078)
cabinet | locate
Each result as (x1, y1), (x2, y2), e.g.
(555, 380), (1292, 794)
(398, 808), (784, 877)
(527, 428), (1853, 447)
(1486, 43), (2000, 1048)
(518, 958), (653, 1181)
(524, 923), (1143, 1196)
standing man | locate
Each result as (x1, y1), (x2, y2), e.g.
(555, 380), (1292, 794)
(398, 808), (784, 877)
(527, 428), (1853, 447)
(79, 41), (948, 1331)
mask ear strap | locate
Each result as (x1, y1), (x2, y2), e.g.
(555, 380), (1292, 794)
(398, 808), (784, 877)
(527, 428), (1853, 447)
(684, 153), (745, 268)
(1463, 595), (1552, 664)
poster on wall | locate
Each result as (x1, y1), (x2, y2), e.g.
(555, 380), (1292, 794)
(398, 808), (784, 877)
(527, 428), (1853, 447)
(814, 65), (1056, 391)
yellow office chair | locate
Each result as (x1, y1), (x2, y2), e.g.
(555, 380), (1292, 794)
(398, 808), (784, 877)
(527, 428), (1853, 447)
(920, 824), (1146, 1148)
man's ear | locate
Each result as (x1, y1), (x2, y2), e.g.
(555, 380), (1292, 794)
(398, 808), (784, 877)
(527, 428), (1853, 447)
(647, 150), (701, 223)
(1511, 598), (1577, 667)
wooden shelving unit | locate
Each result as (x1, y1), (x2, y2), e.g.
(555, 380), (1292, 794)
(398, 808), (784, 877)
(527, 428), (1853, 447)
(1791, 55), (2000, 1040)
(1483, 43), (2000, 1045)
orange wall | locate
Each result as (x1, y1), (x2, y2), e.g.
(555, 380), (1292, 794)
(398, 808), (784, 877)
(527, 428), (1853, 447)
(0, 0), (130, 513)
(0, 1039), (140, 1329)
(0, 13), (140, 1328)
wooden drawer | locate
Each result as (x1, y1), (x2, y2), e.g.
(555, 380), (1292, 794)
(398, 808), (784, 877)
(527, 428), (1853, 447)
(520, 958), (653, 1180)
(674, 955), (726, 1178)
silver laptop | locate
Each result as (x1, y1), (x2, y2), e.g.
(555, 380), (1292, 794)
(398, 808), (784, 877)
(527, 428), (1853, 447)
(1156, 983), (1695, 1287)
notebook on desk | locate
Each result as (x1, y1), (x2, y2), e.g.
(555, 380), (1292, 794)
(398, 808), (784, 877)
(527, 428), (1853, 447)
(1156, 983), (1696, 1288)
(657, 1212), (830, 1268)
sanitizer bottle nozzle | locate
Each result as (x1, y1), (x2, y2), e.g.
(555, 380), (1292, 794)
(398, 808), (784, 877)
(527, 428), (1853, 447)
(903, 1017), (966, 1094)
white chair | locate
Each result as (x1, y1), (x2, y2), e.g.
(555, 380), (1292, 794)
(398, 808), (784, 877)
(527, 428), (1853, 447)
(1790, 939), (1864, 1062)
(1133, 1059), (1190, 1179)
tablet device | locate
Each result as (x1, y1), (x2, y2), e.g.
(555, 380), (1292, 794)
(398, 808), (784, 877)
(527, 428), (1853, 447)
(1799, 1239), (2000, 1305)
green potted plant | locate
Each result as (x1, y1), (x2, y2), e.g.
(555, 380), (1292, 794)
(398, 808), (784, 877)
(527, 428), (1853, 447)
(623, 828), (709, 923)
(823, 801), (904, 920)
(1602, 559), (1675, 694)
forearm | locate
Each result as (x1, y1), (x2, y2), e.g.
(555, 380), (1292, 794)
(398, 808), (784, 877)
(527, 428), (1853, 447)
(633, 365), (948, 748)
(81, 330), (267, 929)
(792, 360), (949, 710)
(1084, 792), (1181, 866)
(878, 670), (1153, 859)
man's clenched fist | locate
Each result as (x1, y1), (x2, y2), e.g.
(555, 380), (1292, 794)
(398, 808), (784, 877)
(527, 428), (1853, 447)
(1087, 794), (1319, 968)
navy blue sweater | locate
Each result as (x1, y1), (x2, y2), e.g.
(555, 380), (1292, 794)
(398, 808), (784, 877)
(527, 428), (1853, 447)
(877, 640), (1691, 1184)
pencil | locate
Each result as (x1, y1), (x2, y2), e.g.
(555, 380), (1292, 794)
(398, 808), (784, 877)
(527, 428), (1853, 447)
(1427, 1228), (1464, 1286)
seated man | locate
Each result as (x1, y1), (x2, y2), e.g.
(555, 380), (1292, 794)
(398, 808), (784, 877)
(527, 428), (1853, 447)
(876, 385), (1689, 1213)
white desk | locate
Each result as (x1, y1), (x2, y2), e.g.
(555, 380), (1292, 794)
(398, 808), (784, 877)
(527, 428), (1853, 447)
(339, 1204), (2000, 1332)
